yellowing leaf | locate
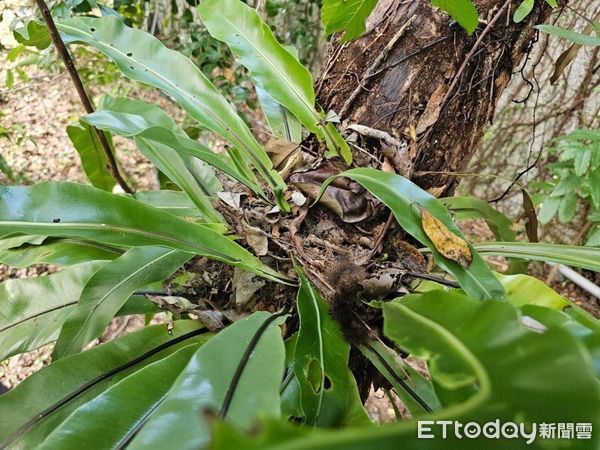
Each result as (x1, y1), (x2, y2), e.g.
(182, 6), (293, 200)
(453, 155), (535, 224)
(419, 206), (472, 268)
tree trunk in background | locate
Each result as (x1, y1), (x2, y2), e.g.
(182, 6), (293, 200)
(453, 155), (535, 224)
(317, 0), (553, 195)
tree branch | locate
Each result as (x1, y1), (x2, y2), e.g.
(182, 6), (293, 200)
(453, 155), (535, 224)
(33, 0), (133, 193)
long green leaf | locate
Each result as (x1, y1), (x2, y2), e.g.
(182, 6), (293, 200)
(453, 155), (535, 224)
(536, 24), (600, 46)
(440, 196), (516, 242)
(99, 96), (223, 197)
(318, 168), (505, 300)
(0, 182), (285, 282)
(0, 262), (104, 361)
(38, 344), (202, 449)
(357, 340), (440, 416)
(53, 246), (191, 359)
(199, 0), (351, 163)
(255, 85), (302, 144)
(133, 190), (203, 218)
(441, 196), (527, 274)
(210, 291), (600, 449)
(127, 311), (287, 450)
(0, 238), (121, 267)
(321, 0), (378, 42)
(294, 270), (326, 425)
(96, 97), (223, 222)
(294, 269), (367, 426)
(133, 137), (224, 223)
(82, 99), (263, 196)
(473, 241), (600, 272)
(56, 16), (287, 206)
(66, 121), (117, 192)
(0, 321), (208, 448)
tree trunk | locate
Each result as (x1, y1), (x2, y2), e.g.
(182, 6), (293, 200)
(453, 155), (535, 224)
(316, 0), (553, 195)
(283, 0), (554, 397)
(200, 0), (555, 400)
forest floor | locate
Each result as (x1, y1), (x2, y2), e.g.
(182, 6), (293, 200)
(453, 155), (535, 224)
(0, 7), (598, 422)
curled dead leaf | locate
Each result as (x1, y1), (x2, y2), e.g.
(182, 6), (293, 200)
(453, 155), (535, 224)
(242, 221), (269, 256)
(419, 206), (472, 268)
(289, 162), (372, 223)
(265, 138), (302, 179)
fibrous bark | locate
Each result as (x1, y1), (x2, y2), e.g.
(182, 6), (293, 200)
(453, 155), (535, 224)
(317, 0), (554, 195)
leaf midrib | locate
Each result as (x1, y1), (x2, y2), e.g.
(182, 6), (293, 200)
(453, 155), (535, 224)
(60, 249), (179, 356)
(215, 14), (318, 125)
(57, 22), (277, 187)
(0, 221), (238, 263)
(347, 173), (496, 300)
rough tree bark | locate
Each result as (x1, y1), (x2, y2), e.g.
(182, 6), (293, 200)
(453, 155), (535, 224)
(275, 0), (553, 396)
(195, 0), (555, 399)
(317, 0), (553, 195)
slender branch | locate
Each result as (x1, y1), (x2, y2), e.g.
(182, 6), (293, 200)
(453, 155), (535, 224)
(33, 0), (133, 193)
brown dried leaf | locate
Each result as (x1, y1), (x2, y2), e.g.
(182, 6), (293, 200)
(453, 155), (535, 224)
(551, 44), (582, 85)
(416, 84), (447, 134)
(426, 185), (447, 198)
(242, 221), (269, 256)
(265, 138), (302, 178)
(521, 189), (539, 242)
(550, 12), (600, 84)
(290, 162), (371, 223)
(232, 268), (265, 307)
(420, 207), (472, 268)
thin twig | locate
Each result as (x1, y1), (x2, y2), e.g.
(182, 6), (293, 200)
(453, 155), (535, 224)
(368, 212), (394, 261)
(33, 0), (133, 193)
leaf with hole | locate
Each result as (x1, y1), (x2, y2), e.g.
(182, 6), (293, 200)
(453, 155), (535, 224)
(0, 238), (121, 267)
(209, 291), (600, 449)
(294, 268), (368, 426)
